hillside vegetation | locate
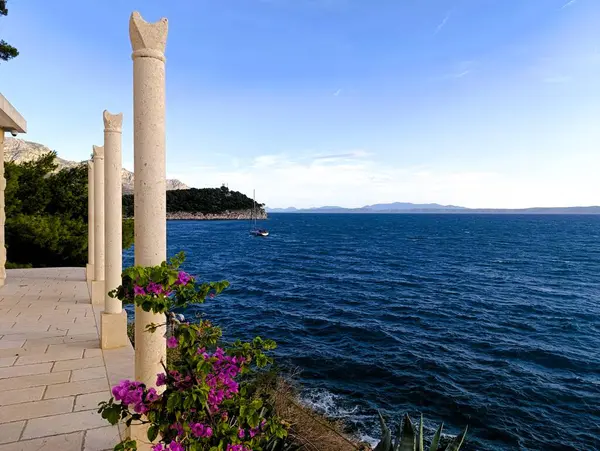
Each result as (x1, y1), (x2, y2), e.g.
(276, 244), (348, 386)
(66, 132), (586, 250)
(5, 152), (134, 267)
(123, 185), (263, 217)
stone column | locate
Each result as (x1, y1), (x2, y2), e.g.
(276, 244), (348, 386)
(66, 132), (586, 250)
(129, 11), (168, 448)
(86, 160), (94, 282)
(91, 145), (105, 305)
(0, 132), (5, 287)
(130, 10), (168, 388)
(100, 110), (128, 349)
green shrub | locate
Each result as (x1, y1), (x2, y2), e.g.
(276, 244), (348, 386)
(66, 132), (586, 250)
(4, 153), (134, 267)
(100, 252), (289, 451)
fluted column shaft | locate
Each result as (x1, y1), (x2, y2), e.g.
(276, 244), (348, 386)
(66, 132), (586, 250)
(130, 11), (169, 390)
(93, 145), (105, 282)
(103, 111), (123, 314)
(87, 160), (95, 270)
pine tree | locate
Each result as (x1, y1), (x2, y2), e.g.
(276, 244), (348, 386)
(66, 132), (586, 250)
(0, 1), (19, 62)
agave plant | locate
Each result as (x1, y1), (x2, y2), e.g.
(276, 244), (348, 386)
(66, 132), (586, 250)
(374, 412), (468, 451)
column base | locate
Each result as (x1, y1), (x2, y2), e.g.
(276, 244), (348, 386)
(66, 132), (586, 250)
(86, 263), (94, 281)
(100, 311), (128, 349)
(91, 280), (105, 305)
(0, 277), (5, 287)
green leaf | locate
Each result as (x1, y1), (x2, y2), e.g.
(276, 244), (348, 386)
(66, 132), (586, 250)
(147, 425), (158, 442)
(429, 423), (443, 451)
(444, 426), (468, 451)
(418, 414), (424, 451)
(100, 405), (121, 425)
(374, 411), (392, 451)
(396, 414), (415, 451)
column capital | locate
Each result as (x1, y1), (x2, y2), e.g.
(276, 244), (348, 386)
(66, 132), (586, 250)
(92, 145), (104, 160)
(103, 110), (123, 133)
(129, 11), (168, 62)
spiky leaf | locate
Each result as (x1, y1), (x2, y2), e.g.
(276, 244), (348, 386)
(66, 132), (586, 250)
(396, 414), (415, 451)
(418, 414), (424, 451)
(445, 426), (468, 451)
(393, 421), (402, 451)
(429, 423), (443, 451)
(374, 411), (392, 451)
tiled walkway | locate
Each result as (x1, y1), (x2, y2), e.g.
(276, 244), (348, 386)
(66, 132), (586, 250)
(0, 268), (134, 451)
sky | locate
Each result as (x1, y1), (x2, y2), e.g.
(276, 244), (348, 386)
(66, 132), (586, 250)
(2, 0), (600, 209)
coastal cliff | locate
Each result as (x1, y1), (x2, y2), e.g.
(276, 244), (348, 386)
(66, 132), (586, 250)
(167, 209), (267, 220)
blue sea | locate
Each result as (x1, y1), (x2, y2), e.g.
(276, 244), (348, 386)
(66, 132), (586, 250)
(124, 214), (600, 450)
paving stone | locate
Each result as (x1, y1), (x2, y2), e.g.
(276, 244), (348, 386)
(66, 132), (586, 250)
(53, 356), (104, 372)
(0, 431), (84, 450)
(84, 348), (103, 358)
(14, 348), (84, 366)
(84, 425), (121, 451)
(0, 386), (44, 405)
(0, 330), (67, 340)
(0, 338), (25, 349)
(8, 324), (52, 333)
(44, 377), (108, 399)
(0, 396), (74, 422)
(0, 420), (26, 444)
(0, 370), (70, 391)
(0, 362), (53, 379)
(74, 391), (108, 412)
(0, 356), (16, 367)
(47, 340), (100, 352)
(0, 344), (48, 358)
(71, 366), (107, 382)
(22, 410), (107, 439)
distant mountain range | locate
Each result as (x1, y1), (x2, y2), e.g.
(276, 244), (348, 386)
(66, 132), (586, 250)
(4, 138), (188, 193)
(266, 203), (600, 214)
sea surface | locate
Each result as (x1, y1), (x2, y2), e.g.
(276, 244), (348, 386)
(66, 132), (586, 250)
(124, 214), (600, 450)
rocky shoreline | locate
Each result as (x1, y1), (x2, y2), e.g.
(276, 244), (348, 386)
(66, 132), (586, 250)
(166, 209), (268, 221)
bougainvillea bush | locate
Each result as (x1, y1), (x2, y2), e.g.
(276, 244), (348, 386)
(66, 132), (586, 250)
(99, 253), (289, 451)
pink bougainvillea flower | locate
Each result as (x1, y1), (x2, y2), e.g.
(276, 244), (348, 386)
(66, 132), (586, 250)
(133, 285), (146, 296)
(146, 387), (159, 403)
(190, 422), (213, 438)
(146, 282), (163, 296)
(167, 336), (178, 349)
(156, 373), (167, 386)
(175, 271), (191, 286)
(167, 441), (185, 451)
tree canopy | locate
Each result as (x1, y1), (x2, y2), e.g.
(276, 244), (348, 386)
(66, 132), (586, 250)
(5, 153), (134, 267)
(0, 1), (19, 62)
(122, 185), (263, 217)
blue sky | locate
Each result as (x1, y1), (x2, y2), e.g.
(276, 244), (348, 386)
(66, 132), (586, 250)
(2, 0), (600, 208)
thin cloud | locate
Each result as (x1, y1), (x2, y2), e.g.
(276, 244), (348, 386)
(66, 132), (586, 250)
(333, 88), (342, 96)
(434, 11), (450, 35)
(313, 150), (370, 161)
(453, 70), (470, 78)
(561, 0), (577, 8)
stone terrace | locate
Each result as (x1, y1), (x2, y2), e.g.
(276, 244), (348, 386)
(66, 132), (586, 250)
(0, 268), (134, 450)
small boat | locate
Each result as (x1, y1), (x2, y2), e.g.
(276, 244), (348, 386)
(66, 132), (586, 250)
(250, 189), (269, 237)
(250, 229), (269, 237)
